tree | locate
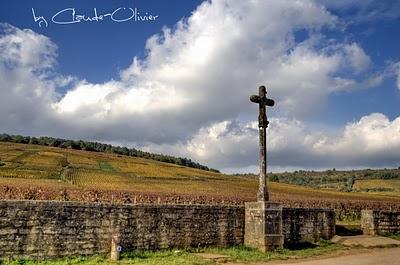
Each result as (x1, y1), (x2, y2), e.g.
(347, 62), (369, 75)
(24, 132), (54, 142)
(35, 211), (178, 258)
(29, 137), (38, 145)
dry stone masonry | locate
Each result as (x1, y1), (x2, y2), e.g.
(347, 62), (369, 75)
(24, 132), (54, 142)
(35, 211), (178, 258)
(361, 210), (400, 235)
(282, 208), (335, 247)
(0, 200), (335, 260)
(0, 200), (243, 260)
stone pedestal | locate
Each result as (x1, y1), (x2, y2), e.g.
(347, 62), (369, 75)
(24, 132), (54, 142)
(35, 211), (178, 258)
(244, 201), (283, 251)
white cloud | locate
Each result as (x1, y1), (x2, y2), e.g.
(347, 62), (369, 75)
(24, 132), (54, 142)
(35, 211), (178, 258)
(170, 113), (400, 172)
(0, 24), (61, 135)
(49, 0), (373, 136)
(394, 62), (400, 90)
(313, 113), (400, 168)
(0, 24), (56, 71)
(54, 81), (119, 114)
(343, 43), (371, 73)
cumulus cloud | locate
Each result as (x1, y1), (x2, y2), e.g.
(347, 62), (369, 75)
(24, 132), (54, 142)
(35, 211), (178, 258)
(0, 24), (67, 135)
(48, 0), (376, 138)
(0, 24), (56, 71)
(0, 1), (398, 171)
(171, 113), (400, 172)
(315, 113), (400, 166)
(52, 0), (344, 137)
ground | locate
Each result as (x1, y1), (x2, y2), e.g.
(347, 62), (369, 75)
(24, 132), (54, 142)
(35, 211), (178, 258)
(263, 247), (400, 265)
(3, 244), (400, 265)
(199, 236), (400, 265)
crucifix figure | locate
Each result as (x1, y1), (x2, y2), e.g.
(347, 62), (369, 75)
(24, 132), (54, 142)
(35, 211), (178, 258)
(250, 85), (275, 201)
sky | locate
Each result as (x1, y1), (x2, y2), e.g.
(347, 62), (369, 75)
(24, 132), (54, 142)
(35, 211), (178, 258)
(0, 0), (399, 173)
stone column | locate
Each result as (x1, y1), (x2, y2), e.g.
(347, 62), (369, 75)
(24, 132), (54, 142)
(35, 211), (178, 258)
(245, 86), (283, 251)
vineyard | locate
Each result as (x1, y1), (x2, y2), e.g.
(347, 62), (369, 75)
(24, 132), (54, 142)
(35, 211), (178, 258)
(0, 142), (400, 221)
(352, 179), (400, 196)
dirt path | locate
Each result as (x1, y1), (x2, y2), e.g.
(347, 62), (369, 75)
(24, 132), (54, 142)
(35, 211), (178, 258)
(227, 247), (400, 265)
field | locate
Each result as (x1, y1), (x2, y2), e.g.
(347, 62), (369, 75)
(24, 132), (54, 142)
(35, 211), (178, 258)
(267, 168), (400, 192)
(0, 142), (400, 220)
(353, 179), (400, 194)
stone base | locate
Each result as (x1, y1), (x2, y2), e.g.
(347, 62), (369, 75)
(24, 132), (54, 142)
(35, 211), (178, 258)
(244, 201), (283, 252)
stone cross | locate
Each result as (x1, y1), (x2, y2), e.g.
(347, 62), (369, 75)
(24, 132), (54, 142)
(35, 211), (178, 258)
(250, 85), (274, 201)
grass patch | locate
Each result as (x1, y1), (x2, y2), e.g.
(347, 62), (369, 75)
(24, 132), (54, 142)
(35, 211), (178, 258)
(99, 162), (115, 172)
(336, 219), (361, 226)
(121, 249), (213, 265)
(384, 233), (400, 241)
(1, 256), (106, 265)
(197, 240), (344, 262)
(1, 250), (213, 265)
(1, 242), (345, 265)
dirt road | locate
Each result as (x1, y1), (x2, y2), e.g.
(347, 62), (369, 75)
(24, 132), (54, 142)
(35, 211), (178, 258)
(265, 247), (400, 265)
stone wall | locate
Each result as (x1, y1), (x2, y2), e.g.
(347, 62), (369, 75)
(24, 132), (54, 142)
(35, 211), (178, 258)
(282, 208), (335, 247)
(361, 210), (400, 235)
(0, 200), (335, 260)
(0, 200), (244, 260)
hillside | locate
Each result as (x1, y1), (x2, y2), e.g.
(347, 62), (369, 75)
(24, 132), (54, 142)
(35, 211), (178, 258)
(0, 142), (250, 198)
(0, 142), (399, 221)
(0, 133), (219, 172)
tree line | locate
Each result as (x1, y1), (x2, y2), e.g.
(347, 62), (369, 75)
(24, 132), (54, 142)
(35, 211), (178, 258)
(0, 133), (220, 173)
(232, 168), (400, 192)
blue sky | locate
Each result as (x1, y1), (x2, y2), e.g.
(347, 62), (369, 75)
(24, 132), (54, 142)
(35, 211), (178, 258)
(0, 0), (399, 172)
(323, 16), (400, 125)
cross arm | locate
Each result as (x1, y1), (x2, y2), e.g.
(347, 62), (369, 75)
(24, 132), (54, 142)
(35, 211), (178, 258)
(265, 98), (275, 107)
(250, 95), (261, 103)
(249, 95), (275, 106)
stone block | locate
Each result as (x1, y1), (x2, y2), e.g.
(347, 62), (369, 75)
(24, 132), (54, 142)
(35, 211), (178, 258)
(244, 201), (283, 252)
(362, 210), (400, 235)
